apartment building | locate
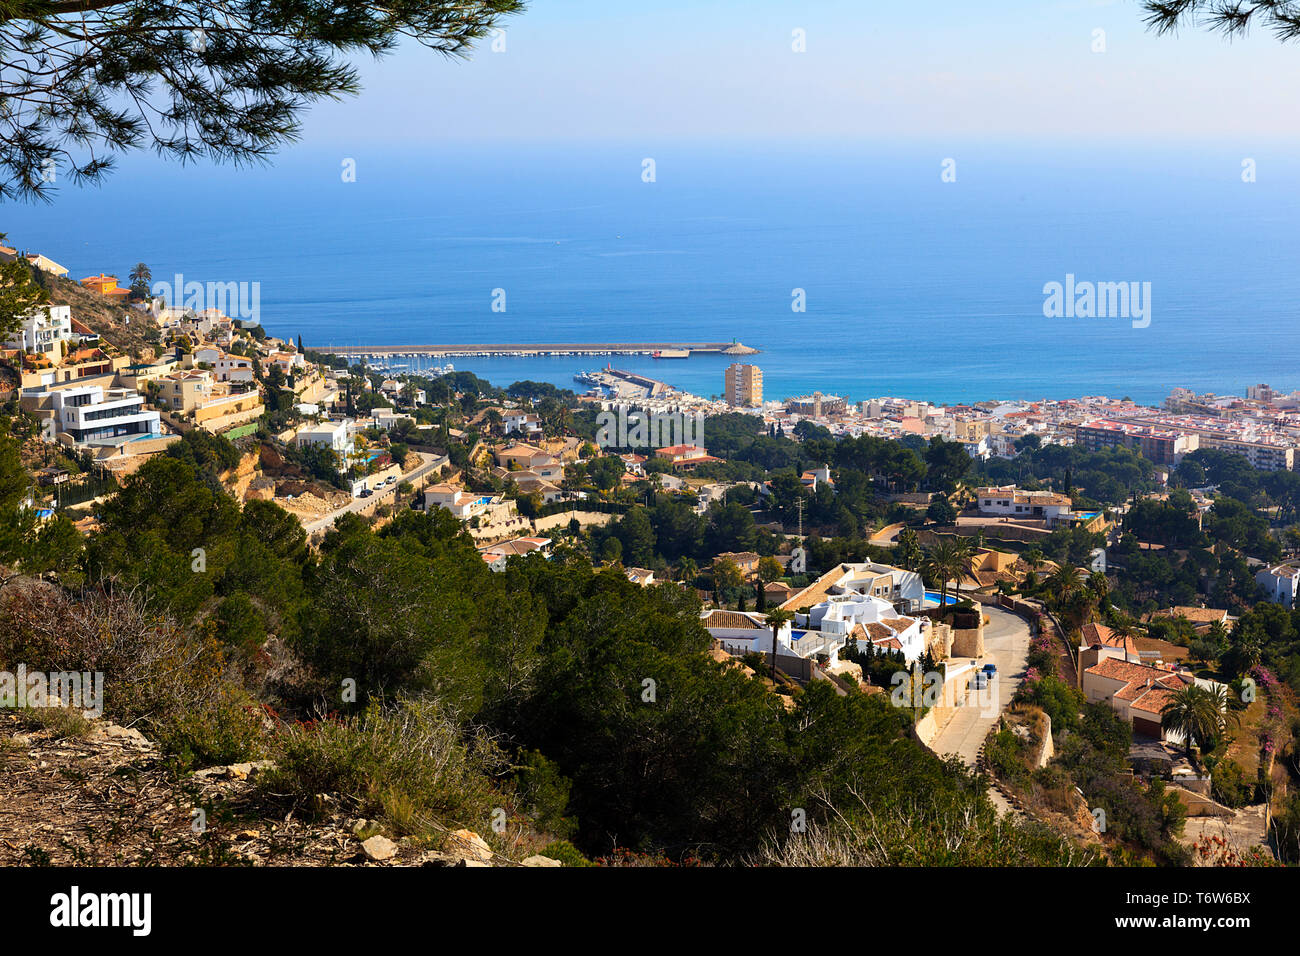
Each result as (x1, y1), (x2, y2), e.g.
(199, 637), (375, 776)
(724, 363), (763, 408)
(1073, 419), (1200, 467)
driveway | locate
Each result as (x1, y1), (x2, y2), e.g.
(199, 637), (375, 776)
(928, 605), (1032, 814)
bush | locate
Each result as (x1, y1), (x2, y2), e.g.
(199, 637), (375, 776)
(263, 698), (505, 838)
(1211, 760), (1254, 808)
(539, 839), (593, 867)
(157, 687), (267, 773)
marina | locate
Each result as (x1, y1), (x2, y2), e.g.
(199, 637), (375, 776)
(311, 341), (760, 360)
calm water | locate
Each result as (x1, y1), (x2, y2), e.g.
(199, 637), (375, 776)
(5, 141), (1300, 405)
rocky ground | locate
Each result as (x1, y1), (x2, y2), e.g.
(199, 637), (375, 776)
(0, 712), (558, 867)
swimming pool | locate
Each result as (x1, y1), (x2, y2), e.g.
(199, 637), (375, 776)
(923, 590), (956, 607)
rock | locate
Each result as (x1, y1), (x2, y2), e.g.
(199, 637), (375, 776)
(11, 734), (31, 747)
(351, 819), (372, 836)
(447, 829), (492, 862)
(228, 760), (275, 780)
(522, 855), (562, 867)
(361, 835), (398, 861)
(97, 724), (150, 747)
(461, 859), (491, 867)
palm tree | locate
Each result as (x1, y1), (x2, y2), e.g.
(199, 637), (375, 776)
(676, 556), (698, 585)
(949, 536), (980, 597)
(1088, 570), (1110, 608)
(128, 261), (151, 298)
(922, 539), (975, 607)
(1162, 684), (1241, 760)
(1047, 564), (1082, 602)
(764, 608), (795, 681)
(1108, 613), (1141, 663)
(1161, 686), (1206, 760)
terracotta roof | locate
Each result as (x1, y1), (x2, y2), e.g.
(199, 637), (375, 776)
(1149, 606), (1230, 626)
(881, 617), (915, 632)
(866, 622), (892, 641)
(1084, 657), (1193, 715)
(702, 610), (763, 630)
(1081, 622), (1139, 657)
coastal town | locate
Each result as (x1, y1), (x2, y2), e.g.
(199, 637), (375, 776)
(1, 241), (1297, 871)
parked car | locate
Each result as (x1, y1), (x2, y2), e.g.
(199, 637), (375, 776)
(359, 488), (373, 498)
(983, 662), (998, 675)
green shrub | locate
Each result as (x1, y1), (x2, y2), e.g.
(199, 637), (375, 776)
(157, 687), (267, 773)
(263, 698), (504, 838)
(1211, 760), (1254, 808)
(539, 840), (593, 867)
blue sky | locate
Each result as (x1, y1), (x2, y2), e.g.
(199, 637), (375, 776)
(296, 0), (1300, 146)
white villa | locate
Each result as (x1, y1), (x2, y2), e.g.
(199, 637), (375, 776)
(295, 420), (355, 456)
(975, 485), (1074, 522)
(27, 384), (162, 447)
(5, 305), (72, 357)
(1256, 564), (1300, 608)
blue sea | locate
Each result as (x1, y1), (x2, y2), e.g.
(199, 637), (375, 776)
(5, 141), (1300, 406)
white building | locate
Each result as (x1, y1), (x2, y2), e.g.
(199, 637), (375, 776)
(215, 353), (256, 383)
(295, 420), (354, 456)
(1256, 565), (1300, 608)
(503, 410), (543, 436)
(5, 305), (72, 357)
(975, 485), (1074, 522)
(805, 593), (927, 663)
(423, 483), (516, 523)
(781, 561), (927, 615)
(35, 384), (161, 447)
(701, 610), (796, 657)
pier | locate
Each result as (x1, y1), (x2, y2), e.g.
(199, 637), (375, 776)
(309, 341), (760, 359)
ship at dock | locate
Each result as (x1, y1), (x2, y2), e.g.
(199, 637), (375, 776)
(652, 349), (689, 359)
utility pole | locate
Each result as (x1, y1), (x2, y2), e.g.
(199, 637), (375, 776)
(796, 497), (803, 539)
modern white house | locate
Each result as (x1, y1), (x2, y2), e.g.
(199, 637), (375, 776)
(1256, 564), (1300, 608)
(4, 305), (73, 357)
(294, 420), (355, 457)
(33, 384), (162, 447)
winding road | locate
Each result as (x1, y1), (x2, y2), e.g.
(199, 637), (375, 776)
(927, 604), (1032, 816)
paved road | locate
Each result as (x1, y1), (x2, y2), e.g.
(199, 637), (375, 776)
(928, 605), (1032, 815)
(302, 452), (446, 535)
